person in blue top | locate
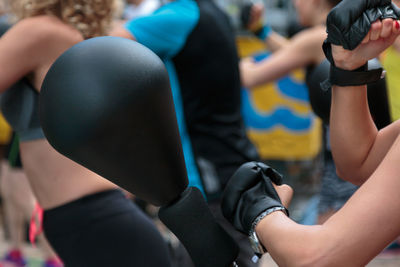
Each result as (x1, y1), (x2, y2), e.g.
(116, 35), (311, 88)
(111, 0), (261, 265)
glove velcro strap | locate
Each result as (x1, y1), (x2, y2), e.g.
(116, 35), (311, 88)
(330, 64), (384, 86)
(320, 64), (385, 91)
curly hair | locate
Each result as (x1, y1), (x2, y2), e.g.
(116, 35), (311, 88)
(9, 0), (117, 39)
(327, 0), (342, 8)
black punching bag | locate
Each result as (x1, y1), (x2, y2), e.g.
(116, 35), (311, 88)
(40, 36), (188, 206)
(39, 36), (239, 267)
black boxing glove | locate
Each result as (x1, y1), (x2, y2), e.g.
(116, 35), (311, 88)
(221, 161), (288, 235)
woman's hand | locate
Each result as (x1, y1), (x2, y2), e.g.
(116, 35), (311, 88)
(239, 57), (258, 88)
(273, 184), (293, 208)
(332, 19), (400, 70)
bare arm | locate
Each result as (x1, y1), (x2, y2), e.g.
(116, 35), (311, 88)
(240, 27), (326, 88)
(263, 31), (290, 52)
(330, 19), (400, 184)
(257, 135), (400, 266)
(0, 17), (78, 93)
(227, 16), (400, 267)
(109, 22), (136, 41)
(0, 20), (41, 92)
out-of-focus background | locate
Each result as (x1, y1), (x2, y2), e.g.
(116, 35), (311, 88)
(0, 0), (400, 266)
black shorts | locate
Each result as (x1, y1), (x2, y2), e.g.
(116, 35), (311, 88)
(43, 189), (171, 267)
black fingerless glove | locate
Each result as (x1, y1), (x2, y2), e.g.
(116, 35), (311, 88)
(326, 0), (400, 51)
(320, 0), (399, 89)
(221, 162), (288, 235)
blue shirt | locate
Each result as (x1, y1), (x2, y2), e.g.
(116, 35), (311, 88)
(125, 0), (205, 194)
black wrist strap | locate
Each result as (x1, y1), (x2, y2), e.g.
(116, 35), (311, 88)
(320, 64), (385, 91)
(320, 40), (386, 91)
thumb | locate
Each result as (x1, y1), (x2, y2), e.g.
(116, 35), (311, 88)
(273, 184), (293, 208)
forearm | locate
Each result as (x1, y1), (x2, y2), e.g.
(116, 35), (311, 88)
(256, 204), (389, 267)
(256, 213), (326, 266)
(329, 84), (378, 184)
(241, 29), (321, 89)
(241, 48), (305, 89)
(108, 23), (136, 40)
(264, 32), (289, 52)
(257, 143), (400, 266)
(256, 212), (369, 267)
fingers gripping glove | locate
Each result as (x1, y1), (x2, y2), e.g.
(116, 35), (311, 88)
(320, 0), (399, 89)
(326, 0), (400, 51)
(221, 161), (288, 235)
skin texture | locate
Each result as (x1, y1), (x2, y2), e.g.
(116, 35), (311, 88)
(0, 15), (118, 209)
(330, 19), (400, 184)
(255, 19), (400, 267)
(109, 23), (137, 40)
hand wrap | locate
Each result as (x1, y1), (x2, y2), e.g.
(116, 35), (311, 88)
(221, 162), (288, 235)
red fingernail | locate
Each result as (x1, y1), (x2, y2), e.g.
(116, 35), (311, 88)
(396, 21), (400, 29)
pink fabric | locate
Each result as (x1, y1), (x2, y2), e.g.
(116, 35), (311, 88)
(29, 202), (43, 246)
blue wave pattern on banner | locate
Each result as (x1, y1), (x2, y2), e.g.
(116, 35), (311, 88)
(241, 90), (313, 131)
(242, 52), (313, 132)
(253, 52), (309, 102)
(277, 76), (309, 103)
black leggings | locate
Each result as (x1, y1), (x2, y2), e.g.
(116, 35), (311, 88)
(43, 189), (171, 267)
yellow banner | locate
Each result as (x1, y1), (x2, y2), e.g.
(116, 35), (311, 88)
(237, 36), (322, 160)
(0, 112), (12, 145)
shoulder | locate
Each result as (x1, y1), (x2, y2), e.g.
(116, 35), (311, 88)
(291, 26), (327, 46)
(7, 16), (81, 47)
(289, 26), (327, 62)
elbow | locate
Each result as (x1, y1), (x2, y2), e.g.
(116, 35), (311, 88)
(276, 238), (339, 267)
(335, 168), (365, 186)
(240, 75), (255, 89)
(240, 68), (261, 89)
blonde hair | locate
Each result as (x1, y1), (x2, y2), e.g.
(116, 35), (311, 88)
(9, 0), (116, 39)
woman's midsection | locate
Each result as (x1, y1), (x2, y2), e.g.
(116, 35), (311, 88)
(20, 139), (118, 209)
